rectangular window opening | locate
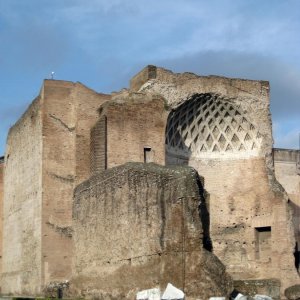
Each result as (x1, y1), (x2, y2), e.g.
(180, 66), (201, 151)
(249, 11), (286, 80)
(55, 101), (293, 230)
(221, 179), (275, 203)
(144, 147), (152, 163)
(256, 226), (271, 232)
(255, 226), (271, 261)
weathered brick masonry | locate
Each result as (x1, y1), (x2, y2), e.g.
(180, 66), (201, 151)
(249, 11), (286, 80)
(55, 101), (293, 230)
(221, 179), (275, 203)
(0, 66), (299, 298)
(90, 92), (167, 173)
(2, 80), (110, 295)
(131, 66), (300, 296)
(3, 98), (43, 295)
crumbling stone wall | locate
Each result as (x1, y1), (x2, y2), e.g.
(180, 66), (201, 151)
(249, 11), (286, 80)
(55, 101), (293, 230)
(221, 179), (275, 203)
(91, 92), (168, 173)
(2, 98), (43, 295)
(2, 65), (299, 298)
(131, 66), (299, 295)
(2, 80), (110, 296)
(274, 148), (300, 263)
(72, 163), (232, 299)
(131, 66), (272, 163)
(234, 279), (281, 300)
(41, 80), (110, 289)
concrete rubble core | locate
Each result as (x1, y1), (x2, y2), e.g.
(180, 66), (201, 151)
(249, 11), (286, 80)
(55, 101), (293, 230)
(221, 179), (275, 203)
(0, 65), (298, 299)
(71, 162), (232, 299)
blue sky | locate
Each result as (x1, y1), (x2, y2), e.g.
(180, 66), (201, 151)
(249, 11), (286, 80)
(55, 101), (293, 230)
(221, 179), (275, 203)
(0, 0), (299, 155)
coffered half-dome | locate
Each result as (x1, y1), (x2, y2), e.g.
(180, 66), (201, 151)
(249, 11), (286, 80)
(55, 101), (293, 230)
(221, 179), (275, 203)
(166, 93), (262, 159)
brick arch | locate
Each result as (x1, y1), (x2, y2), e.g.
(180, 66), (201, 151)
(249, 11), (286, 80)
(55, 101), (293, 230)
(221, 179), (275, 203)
(165, 93), (262, 159)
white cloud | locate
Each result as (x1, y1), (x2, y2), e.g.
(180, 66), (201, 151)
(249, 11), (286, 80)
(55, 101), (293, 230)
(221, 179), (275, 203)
(0, 0), (299, 151)
(2, 0), (299, 67)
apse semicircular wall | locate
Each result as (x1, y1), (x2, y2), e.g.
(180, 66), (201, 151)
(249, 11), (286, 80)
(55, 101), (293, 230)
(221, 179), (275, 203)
(165, 93), (262, 160)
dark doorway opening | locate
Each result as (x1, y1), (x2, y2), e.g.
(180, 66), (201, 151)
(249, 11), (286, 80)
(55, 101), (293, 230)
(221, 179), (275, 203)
(294, 242), (300, 271)
(255, 226), (271, 261)
(144, 147), (152, 163)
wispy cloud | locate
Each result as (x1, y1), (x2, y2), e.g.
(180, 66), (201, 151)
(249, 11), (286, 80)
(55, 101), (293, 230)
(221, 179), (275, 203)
(1, 0), (299, 65)
(0, 0), (299, 152)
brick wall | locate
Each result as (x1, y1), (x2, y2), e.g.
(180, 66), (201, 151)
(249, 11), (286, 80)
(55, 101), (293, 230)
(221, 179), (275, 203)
(2, 98), (43, 295)
(73, 83), (111, 184)
(136, 66), (300, 295)
(41, 80), (76, 287)
(90, 116), (107, 173)
(98, 93), (167, 169)
(2, 80), (110, 296)
(41, 80), (109, 288)
(167, 153), (299, 293)
(192, 158), (297, 286)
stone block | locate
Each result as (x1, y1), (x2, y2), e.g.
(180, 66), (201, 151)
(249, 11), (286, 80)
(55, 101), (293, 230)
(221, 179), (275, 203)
(72, 163), (233, 299)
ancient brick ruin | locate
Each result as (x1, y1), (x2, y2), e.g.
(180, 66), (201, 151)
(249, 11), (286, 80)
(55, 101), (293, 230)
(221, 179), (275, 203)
(0, 66), (299, 299)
